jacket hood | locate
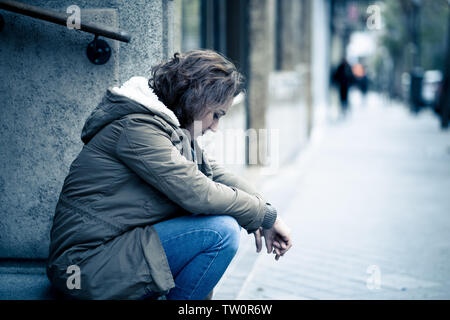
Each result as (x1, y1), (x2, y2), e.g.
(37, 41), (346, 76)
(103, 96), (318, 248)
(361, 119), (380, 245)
(81, 76), (180, 144)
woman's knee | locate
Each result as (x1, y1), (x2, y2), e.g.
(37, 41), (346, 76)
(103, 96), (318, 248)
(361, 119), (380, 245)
(212, 215), (241, 256)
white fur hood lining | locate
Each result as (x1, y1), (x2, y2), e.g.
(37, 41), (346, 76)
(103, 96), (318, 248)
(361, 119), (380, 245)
(111, 76), (180, 127)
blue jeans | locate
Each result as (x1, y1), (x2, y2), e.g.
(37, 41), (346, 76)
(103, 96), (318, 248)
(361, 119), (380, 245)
(152, 215), (241, 300)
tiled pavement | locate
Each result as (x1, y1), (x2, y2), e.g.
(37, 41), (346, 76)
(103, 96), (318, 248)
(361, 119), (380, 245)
(214, 93), (450, 300)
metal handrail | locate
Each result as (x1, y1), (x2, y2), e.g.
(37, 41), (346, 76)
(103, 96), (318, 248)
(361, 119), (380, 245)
(0, 0), (131, 43)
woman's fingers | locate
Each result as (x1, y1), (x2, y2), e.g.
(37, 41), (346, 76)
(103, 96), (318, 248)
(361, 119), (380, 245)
(273, 240), (282, 249)
(273, 235), (292, 257)
(253, 228), (262, 253)
(275, 236), (287, 247)
(264, 233), (273, 254)
(273, 248), (282, 261)
(261, 227), (293, 259)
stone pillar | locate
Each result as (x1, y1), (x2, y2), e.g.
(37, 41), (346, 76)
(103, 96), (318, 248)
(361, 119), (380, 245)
(277, 0), (303, 71)
(247, 0), (275, 166)
(173, 0), (183, 54)
(300, 0), (314, 138)
(0, 0), (174, 261)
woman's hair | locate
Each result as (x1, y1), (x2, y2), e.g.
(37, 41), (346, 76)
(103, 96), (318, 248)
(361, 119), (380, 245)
(148, 49), (245, 128)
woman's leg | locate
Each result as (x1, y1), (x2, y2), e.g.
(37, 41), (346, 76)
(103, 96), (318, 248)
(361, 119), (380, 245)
(152, 215), (241, 300)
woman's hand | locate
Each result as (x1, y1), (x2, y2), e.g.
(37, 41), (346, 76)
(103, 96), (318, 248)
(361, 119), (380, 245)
(263, 217), (292, 260)
(253, 217), (292, 260)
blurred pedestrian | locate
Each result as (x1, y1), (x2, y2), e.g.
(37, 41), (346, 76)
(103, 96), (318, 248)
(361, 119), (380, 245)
(333, 58), (354, 116)
(352, 62), (369, 96)
(437, 64), (450, 129)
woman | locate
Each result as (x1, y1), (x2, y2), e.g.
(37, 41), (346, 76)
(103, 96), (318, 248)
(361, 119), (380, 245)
(46, 49), (292, 300)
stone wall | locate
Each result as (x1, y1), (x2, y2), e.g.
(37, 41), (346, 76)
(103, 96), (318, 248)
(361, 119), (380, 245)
(0, 0), (174, 260)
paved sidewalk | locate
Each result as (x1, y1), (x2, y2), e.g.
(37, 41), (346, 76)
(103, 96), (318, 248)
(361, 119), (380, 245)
(214, 93), (450, 300)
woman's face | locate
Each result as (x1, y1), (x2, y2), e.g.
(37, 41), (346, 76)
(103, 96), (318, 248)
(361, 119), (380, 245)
(187, 100), (232, 139)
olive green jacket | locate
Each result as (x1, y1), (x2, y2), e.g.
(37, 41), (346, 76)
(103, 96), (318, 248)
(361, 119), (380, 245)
(46, 77), (271, 299)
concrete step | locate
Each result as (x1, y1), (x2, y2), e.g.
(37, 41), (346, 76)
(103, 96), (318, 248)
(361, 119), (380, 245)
(0, 260), (61, 300)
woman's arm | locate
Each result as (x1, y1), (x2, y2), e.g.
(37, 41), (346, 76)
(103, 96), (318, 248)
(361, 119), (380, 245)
(201, 149), (278, 234)
(204, 154), (263, 198)
(115, 116), (267, 232)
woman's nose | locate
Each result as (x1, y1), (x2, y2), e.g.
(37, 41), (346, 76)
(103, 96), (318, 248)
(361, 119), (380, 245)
(209, 119), (219, 132)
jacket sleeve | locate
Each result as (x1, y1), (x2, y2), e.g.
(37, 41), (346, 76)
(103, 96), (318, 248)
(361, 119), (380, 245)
(203, 152), (277, 230)
(204, 152), (263, 198)
(115, 117), (266, 232)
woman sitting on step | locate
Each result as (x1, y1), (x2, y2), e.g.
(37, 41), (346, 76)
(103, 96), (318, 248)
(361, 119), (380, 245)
(46, 49), (292, 300)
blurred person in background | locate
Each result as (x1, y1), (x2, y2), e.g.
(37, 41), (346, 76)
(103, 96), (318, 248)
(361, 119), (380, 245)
(436, 61), (450, 129)
(333, 58), (355, 117)
(352, 62), (369, 97)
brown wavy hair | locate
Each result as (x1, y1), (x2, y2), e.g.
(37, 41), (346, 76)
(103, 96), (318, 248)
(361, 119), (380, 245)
(148, 49), (245, 128)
